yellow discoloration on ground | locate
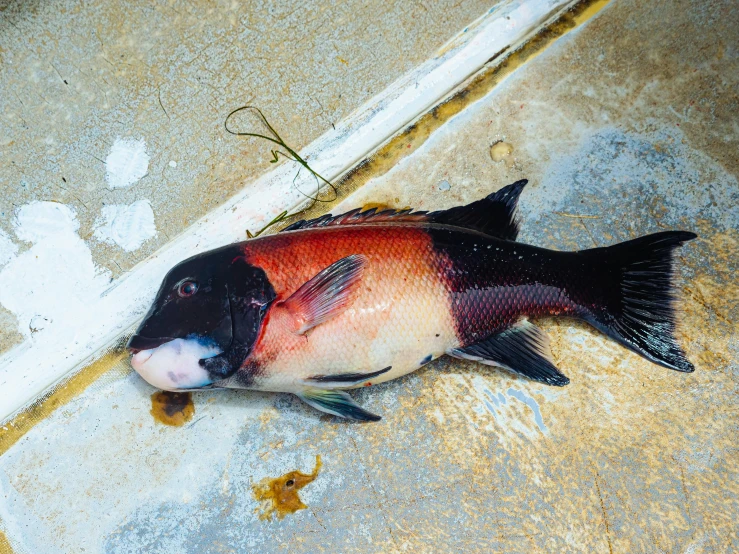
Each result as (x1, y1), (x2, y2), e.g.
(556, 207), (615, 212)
(490, 140), (514, 164)
(253, 455), (322, 520)
(0, 529), (13, 554)
(0, 350), (130, 455)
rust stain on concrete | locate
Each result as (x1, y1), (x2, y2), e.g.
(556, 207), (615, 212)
(0, 529), (13, 554)
(149, 391), (195, 427)
(253, 455), (323, 520)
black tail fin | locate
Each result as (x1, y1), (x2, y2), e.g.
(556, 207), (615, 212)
(581, 231), (697, 372)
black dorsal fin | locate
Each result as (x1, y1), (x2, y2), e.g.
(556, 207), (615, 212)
(425, 179), (526, 241)
(280, 179), (528, 240)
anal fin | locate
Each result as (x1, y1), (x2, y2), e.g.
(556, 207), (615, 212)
(302, 366), (392, 389)
(447, 320), (569, 386)
(297, 388), (381, 422)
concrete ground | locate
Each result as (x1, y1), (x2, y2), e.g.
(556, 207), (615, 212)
(0, 0), (498, 352)
(1, 0), (738, 552)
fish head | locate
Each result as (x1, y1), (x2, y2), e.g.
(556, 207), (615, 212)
(127, 245), (274, 390)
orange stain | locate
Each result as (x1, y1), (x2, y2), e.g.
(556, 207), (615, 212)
(150, 391), (195, 426)
(253, 455), (322, 520)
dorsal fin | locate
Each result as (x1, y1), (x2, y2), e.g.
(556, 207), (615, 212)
(425, 179), (526, 241)
(281, 207), (430, 232)
(280, 179), (527, 240)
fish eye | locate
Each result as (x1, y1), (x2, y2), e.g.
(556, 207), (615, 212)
(177, 280), (199, 298)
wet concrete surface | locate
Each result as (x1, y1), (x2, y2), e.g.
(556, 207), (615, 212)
(0, 0), (498, 352)
(1, 0), (738, 551)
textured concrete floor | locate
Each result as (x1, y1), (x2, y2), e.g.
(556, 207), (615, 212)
(0, 0), (497, 352)
(1, 0), (738, 552)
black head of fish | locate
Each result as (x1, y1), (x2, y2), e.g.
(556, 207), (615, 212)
(127, 244), (276, 379)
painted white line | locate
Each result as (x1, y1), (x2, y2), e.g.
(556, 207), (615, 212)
(0, 0), (576, 422)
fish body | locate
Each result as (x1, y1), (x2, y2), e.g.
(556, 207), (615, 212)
(128, 180), (696, 421)
(236, 224), (455, 391)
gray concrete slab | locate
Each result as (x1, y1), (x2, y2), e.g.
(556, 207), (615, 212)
(1, 0), (738, 552)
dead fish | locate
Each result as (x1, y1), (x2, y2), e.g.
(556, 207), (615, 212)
(127, 180), (696, 421)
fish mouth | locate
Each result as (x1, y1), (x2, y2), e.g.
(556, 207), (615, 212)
(131, 348), (155, 367)
(127, 334), (176, 352)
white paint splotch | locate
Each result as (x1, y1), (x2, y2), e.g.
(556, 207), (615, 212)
(0, 202), (110, 339)
(105, 137), (150, 189)
(93, 200), (156, 252)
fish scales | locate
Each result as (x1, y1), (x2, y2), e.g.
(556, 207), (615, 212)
(240, 225), (457, 389)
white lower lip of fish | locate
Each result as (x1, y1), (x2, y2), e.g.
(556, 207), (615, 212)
(130, 338), (221, 391)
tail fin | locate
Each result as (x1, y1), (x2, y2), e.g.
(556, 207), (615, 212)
(581, 231), (697, 372)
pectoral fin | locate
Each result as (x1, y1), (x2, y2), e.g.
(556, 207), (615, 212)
(301, 366), (392, 389)
(282, 254), (366, 334)
(447, 320), (569, 386)
(297, 388), (381, 422)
